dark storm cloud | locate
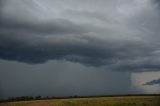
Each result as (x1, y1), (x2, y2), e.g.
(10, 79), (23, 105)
(143, 78), (160, 85)
(153, 0), (160, 7)
(0, 17), (88, 35)
(0, 0), (160, 72)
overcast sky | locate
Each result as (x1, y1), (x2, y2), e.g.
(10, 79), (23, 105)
(0, 0), (160, 99)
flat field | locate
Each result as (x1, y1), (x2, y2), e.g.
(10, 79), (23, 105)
(0, 96), (159, 106)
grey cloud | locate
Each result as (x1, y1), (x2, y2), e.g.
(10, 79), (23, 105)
(143, 78), (160, 85)
(0, 0), (160, 72)
(0, 17), (88, 35)
(153, 0), (160, 7)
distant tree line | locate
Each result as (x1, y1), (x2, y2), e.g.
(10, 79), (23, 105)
(0, 95), (80, 103)
(0, 94), (160, 103)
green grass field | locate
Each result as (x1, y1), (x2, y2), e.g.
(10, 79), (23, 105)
(0, 96), (159, 106)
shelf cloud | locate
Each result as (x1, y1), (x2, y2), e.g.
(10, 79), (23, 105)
(0, 0), (160, 99)
(0, 0), (160, 72)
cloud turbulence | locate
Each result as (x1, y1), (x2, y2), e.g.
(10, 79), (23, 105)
(0, 0), (160, 72)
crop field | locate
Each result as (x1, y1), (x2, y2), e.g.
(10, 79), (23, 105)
(0, 96), (160, 106)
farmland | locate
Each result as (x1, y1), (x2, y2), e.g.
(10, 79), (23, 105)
(0, 96), (159, 106)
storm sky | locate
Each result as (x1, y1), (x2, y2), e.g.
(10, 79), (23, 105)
(0, 0), (160, 99)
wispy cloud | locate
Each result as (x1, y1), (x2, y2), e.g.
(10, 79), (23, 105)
(143, 78), (160, 85)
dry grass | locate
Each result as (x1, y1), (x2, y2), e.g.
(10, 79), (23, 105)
(0, 96), (159, 106)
